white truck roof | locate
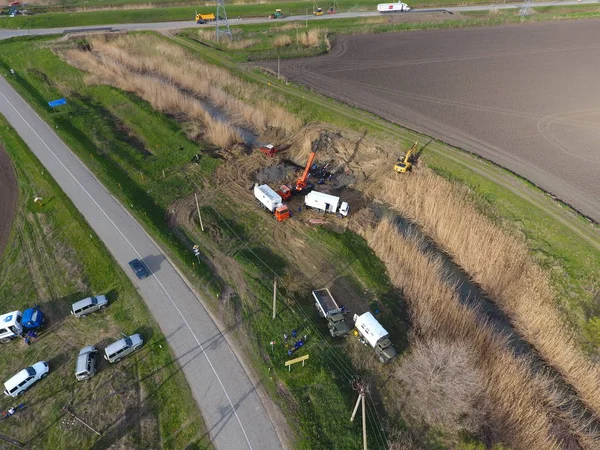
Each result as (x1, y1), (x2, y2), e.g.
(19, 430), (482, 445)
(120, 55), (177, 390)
(256, 184), (280, 202)
(0, 311), (20, 328)
(354, 312), (389, 348)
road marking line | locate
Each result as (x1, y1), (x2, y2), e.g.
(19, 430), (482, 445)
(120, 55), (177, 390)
(0, 90), (253, 450)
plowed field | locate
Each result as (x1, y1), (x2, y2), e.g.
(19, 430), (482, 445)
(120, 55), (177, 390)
(265, 19), (600, 222)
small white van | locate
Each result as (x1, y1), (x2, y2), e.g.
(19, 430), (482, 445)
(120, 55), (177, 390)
(4, 361), (49, 397)
(104, 334), (143, 363)
(71, 295), (108, 318)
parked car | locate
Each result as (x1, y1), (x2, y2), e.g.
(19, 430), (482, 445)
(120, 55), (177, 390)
(75, 346), (99, 381)
(128, 259), (149, 280)
(3, 361), (49, 397)
(104, 334), (143, 363)
(71, 295), (108, 318)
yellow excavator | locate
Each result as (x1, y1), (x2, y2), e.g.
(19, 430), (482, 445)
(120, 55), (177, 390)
(394, 141), (418, 173)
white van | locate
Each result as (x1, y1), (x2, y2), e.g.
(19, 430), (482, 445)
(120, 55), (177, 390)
(71, 295), (108, 318)
(104, 334), (143, 363)
(4, 361), (49, 397)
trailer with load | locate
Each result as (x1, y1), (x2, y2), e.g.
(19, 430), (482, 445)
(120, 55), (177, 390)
(312, 288), (349, 337)
(304, 191), (349, 217)
(0, 305), (45, 344)
(353, 312), (397, 363)
(254, 184), (290, 222)
(377, 1), (410, 12)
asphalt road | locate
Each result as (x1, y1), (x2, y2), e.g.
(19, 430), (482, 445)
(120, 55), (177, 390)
(269, 19), (600, 222)
(0, 0), (597, 40)
(0, 75), (283, 450)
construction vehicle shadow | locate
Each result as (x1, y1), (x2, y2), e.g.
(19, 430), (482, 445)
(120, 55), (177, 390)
(414, 138), (433, 162)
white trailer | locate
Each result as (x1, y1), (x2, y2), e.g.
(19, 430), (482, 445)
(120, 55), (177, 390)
(312, 288), (349, 337)
(353, 312), (397, 363)
(253, 184), (290, 222)
(304, 191), (349, 217)
(254, 184), (283, 212)
(0, 311), (24, 344)
(377, 2), (410, 12)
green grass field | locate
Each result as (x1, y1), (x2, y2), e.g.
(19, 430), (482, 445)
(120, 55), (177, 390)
(0, 115), (210, 449)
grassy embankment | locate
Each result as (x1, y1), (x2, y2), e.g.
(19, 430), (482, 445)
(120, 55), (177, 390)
(0, 35), (394, 448)
(0, 116), (209, 449)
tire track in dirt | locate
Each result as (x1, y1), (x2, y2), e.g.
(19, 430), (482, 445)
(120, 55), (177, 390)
(0, 145), (18, 260)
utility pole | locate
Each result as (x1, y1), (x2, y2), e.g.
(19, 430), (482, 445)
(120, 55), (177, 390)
(272, 277), (277, 319)
(277, 50), (280, 80)
(194, 192), (204, 232)
(215, 0), (232, 41)
(350, 378), (368, 450)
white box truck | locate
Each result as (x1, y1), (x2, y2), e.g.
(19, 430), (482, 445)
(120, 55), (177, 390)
(313, 288), (349, 337)
(304, 191), (349, 217)
(378, 2), (410, 12)
(353, 312), (397, 363)
(0, 307), (45, 344)
(254, 184), (290, 222)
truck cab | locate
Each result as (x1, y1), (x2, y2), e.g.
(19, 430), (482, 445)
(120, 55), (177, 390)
(0, 311), (24, 344)
(375, 335), (397, 363)
(21, 305), (44, 330)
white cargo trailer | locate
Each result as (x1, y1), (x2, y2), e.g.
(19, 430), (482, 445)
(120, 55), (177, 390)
(353, 312), (397, 363)
(254, 184), (283, 212)
(377, 2), (410, 12)
(304, 191), (349, 217)
(253, 184), (290, 222)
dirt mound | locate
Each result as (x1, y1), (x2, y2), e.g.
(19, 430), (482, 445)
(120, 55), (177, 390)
(0, 146), (18, 259)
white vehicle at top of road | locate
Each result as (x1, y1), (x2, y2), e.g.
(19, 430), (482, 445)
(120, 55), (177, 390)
(378, 1), (411, 12)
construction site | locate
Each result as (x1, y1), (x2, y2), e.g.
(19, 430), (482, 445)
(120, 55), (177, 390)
(1, 13), (600, 450)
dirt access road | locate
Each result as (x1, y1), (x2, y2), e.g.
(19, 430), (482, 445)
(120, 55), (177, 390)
(0, 146), (18, 258)
(267, 19), (600, 223)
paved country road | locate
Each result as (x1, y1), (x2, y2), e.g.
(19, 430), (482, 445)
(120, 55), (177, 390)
(0, 0), (597, 40)
(0, 75), (284, 450)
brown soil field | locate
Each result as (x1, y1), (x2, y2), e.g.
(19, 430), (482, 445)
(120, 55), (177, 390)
(0, 146), (18, 258)
(264, 19), (600, 222)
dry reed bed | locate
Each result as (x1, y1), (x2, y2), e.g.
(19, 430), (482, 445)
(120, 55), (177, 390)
(363, 220), (599, 450)
(61, 49), (241, 147)
(88, 34), (301, 135)
(366, 171), (600, 418)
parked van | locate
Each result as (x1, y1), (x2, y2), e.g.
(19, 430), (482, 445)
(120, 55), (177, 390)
(75, 346), (99, 381)
(104, 334), (143, 363)
(4, 361), (49, 397)
(71, 295), (108, 318)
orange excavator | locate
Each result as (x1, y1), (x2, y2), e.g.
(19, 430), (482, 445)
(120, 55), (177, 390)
(278, 133), (325, 200)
